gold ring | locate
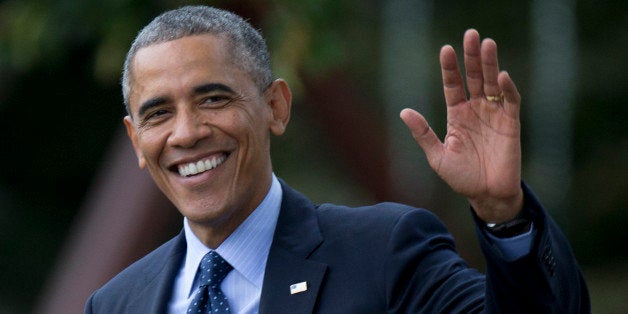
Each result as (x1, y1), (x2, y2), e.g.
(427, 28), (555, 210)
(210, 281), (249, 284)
(486, 93), (504, 102)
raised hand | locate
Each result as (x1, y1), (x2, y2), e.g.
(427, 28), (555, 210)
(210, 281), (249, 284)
(400, 29), (523, 224)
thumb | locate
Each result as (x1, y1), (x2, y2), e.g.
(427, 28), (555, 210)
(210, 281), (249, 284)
(400, 108), (443, 166)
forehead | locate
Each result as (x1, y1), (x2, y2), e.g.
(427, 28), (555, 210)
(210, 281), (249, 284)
(132, 34), (232, 78)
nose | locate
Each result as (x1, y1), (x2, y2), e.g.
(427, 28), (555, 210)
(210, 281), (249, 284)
(167, 107), (211, 148)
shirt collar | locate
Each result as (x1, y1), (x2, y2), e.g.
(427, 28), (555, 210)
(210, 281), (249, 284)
(182, 174), (282, 290)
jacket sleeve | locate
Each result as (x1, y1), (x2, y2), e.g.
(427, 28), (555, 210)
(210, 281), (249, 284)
(474, 183), (591, 313)
(383, 184), (589, 313)
(384, 206), (486, 313)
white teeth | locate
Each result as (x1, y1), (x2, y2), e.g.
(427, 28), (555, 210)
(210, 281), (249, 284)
(196, 160), (205, 172)
(177, 155), (226, 177)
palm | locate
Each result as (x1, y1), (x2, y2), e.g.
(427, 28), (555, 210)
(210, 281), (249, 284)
(438, 94), (520, 200)
(401, 29), (523, 223)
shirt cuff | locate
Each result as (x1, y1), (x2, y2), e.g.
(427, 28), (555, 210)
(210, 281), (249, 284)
(484, 223), (535, 262)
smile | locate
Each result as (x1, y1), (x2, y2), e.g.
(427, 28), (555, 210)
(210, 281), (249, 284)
(177, 154), (227, 177)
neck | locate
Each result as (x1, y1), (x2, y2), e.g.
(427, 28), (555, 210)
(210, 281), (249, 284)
(187, 173), (274, 248)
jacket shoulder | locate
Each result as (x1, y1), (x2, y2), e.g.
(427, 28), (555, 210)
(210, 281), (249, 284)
(315, 201), (449, 236)
(85, 232), (185, 313)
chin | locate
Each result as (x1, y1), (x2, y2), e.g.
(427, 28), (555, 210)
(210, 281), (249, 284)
(178, 199), (231, 223)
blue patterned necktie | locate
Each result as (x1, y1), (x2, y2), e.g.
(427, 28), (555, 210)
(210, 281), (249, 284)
(187, 251), (233, 314)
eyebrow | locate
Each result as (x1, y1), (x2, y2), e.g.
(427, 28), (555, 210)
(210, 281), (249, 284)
(193, 83), (236, 95)
(136, 83), (236, 119)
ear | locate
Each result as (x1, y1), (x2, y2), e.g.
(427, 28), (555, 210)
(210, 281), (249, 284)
(123, 116), (147, 169)
(266, 79), (292, 136)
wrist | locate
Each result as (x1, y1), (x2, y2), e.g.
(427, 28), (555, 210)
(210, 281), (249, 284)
(484, 206), (531, 238)
(470, 188), (524, 224)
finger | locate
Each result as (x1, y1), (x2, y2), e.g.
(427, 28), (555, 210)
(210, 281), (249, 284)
(440, 45), (466, 107)
(463, 29), (483, 98)
(498, 71), (521, 119)
(400, 108), (443, 166)
(481, 38), (501, 100)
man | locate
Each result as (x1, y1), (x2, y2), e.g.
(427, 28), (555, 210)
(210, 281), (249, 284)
(85, 5), (589, 313)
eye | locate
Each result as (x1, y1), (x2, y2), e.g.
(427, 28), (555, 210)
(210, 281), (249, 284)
(146, 108), (170, 119)
(150, 109), (168, 117)
(200, 95), (232, 108)
(139, 108), (171, 128)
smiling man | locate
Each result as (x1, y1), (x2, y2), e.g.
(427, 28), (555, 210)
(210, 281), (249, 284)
(85, 5), (589, 314)
(123, 32), (290, 249)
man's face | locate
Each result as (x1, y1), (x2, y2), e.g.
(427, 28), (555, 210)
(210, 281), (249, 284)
(124, 34), (289, 236)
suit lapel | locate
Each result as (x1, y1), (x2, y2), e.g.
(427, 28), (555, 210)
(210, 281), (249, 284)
(127, 231), (186, 313)
(259, 181), (327, 314)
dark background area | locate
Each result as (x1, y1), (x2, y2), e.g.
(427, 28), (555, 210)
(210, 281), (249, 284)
(0, 0), (626, 313)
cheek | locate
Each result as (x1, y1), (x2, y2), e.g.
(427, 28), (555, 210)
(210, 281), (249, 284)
(240, 115), (269, 148)
(137, 131), (165, 164)
(217, 110), (256, 139)
(237, 105), (271, 135)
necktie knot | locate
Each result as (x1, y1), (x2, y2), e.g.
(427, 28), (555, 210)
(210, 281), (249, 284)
(188, 251), (233, 314)
(198, 251), (233, 288)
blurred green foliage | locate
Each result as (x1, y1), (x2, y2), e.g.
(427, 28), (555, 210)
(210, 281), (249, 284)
(0, 0), (626, 312)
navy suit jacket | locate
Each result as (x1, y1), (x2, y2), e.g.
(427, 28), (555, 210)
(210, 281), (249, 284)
(85, 181), (589, 313)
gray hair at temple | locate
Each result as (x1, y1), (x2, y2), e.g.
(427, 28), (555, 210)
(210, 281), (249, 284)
(121, 5), (273, 115)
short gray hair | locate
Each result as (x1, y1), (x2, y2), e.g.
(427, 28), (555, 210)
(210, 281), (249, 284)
(121, 5), (273, 114)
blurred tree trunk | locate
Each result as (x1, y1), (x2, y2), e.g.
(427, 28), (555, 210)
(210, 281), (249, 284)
(528, 0), (577, 230)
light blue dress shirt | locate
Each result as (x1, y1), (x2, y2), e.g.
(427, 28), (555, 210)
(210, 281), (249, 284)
(168, 174), (282, 314)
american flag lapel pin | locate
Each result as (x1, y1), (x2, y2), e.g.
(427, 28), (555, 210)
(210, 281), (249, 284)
(290, 281), (308, 295)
